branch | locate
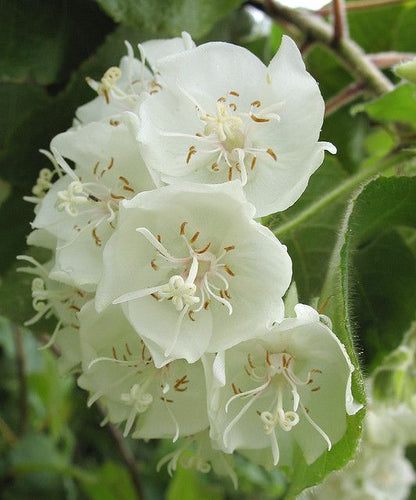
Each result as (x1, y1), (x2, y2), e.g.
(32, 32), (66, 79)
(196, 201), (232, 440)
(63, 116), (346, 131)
(325, 81), (366, 116)
(13, 324), (28, 435)
(319, 0), (408, 15)
(332, 0), (348, 45)
(257, 1), (394, 95)
(369, 51), (416, 69)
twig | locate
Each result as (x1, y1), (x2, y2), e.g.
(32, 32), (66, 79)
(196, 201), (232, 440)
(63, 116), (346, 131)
(369, 51), (416, 68)
(319, 0), (408, 15)
(96, 401), (145, 500)
(257, 1), (394, 95)
(325, 81), (366, 116)
(332, 0), (348, 45)
(12, 324), (28, 435)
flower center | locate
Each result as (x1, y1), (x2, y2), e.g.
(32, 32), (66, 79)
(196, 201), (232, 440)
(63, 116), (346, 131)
(200, 103), (245, 151)
(224, 349), (331, 466)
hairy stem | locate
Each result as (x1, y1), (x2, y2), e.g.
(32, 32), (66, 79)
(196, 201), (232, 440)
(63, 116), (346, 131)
(272, 149), (414, 237)
(325, 81), (366, 115)
(256, 0), (394, 95)
(332, 0), (348, 45)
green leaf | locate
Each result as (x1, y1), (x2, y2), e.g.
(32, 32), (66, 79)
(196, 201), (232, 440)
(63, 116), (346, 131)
(392, 5), (416, 52)
(268, 157), (349, 303)
(354, 83), (416, 129)
(78, 462), (137, 500)
(353, 230), (416, 367)
(93, 0), (245, 38)
(0, 0), (113, 85)
(167, 466), (224, 500)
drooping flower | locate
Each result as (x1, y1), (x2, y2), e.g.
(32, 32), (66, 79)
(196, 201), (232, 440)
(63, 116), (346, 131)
(77, 301), (209, 440)
(30, 119), (156, 289)
(137, 35), (335, 217)
(95, 181), (292, 366)
(76, 32), (195, 124)
(204, 304), (361, 467)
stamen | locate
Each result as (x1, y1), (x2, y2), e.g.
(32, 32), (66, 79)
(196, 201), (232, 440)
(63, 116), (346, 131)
(180, 221), (187, 235)
(250, 114), (270, 123)
(266, 148), (277, 161)
(224, 265), (235, 276)
(189, 231), (199, 244)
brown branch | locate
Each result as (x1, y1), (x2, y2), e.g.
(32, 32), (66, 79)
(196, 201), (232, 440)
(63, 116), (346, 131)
(96, 401), (145, 500)
(13, 324), (28, 435)
(319, 0), (408, 15)
(257, 1), (394, 95)
(332, 0), (348, 45)
(369, 51), (416, 68)
(325, 81), (366, 116)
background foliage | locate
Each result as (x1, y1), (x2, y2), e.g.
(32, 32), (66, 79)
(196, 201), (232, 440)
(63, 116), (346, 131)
(1, 0), (416, 498)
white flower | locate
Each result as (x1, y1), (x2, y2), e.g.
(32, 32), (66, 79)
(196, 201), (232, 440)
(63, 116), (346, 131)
(137, 35), (335, 217)
(31, 120), (155, 289)
(204, 304), (361, 467)
(77, 301), (209, 440)
(95, 181), (292, 366)
(76, 32), (195, 124)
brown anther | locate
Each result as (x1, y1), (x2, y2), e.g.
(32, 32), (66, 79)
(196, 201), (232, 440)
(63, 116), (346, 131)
(109, 221), (115, 229)
(229, 91), (239, 96)
(266, 148), (277, 161)
(76, 290), (85, 297)
(219, 290), (224, 299)
(107, 157), (114, 170)
(110, 193), (125, 200)
(69, 305), (81, 312)
(224, 289), (231, 299)
(141, 343), (146, 361)
(190, 231), (200, 244)
(103, 88), (110, 104)
(174, 375), (189, 392)
(203, 300), (210, 310)
(88, 194), (100, 202)
(307, 379), (313, 385)
(305, 407), (310, 414)
(250, 156), (257, 170)
(311, 369), (323, 374)
(195, 132), (202, 137)
(228, 167), (233, 181)
(70, 323), (80, 330)
(186, 146), (197, 164)
(157, 234), (162, 243)
(125, 343), (132, 355)
(109, 119), (120, 126)
(211, 162), (219, 171)
(112, 346), (118, 360)
(119, 175), (130, 185)
(93, 161), (100, 175)
(231, 382), (241, 395)
(251, 100), (261, 108)
(150, 293), (160, 301)
(247, 353), (256, 369)
(61, 298), (69, 304)
(180, 221), (188, 235)
(256, 410), (262, 416)
(123, 354), (127, 361)
(160, 397), (173, 403)
(265, 350), (271, 366)
(188, 310), (195, 322)
(151, 259), (159, 271)
(92, 228), (102, 247)
(235, 162), (241, 173)
(311, 387), (321, 392)
(229, 103), (237, 111)
(149, 90), (159, 95)
(123, 185), (135, 193)
(244, 365), (252, 376)
(224, 245), (235, 252)
(217, 96), (226, 103)
(250, 114), (270, 123)
(224, 264), (235, 276)
(194, 241), (211, 254)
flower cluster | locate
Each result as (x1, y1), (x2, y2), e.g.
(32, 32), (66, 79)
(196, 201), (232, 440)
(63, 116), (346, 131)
(20, 32), (361, 485)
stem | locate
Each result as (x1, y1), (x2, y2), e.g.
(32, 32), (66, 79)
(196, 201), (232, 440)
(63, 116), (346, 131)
(319, 0), (408, 15)
(96, 401), (145, 500)
(332, 0), (348, 45)
(257, 1), (394, 95)
(325, 81), (366, 116)
(369, 51), (416, 69)
(13, 324), (28, 436)
(272, 149), (414, 237)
